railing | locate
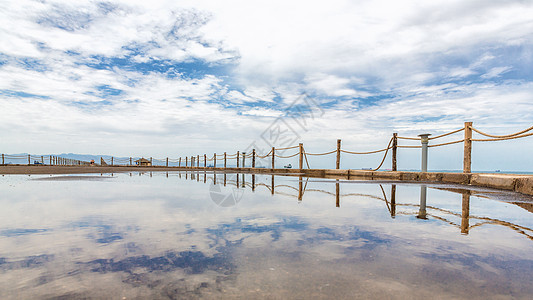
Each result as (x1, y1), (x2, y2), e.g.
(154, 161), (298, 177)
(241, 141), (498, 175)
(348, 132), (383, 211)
(0, 154), (90, 166)
(169, 121), (533, 173)
(2, 121), (531, 172)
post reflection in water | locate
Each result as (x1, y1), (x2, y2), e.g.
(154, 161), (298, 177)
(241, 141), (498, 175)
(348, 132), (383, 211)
(462, 191), (471, 234)
(298, 176), (303, 202)
(417, 185), (428, 220)
(390, 184), (396, 219)
(252, 174), (255, 191)
(336, 180), (340, 208)
(271, 175), (275, 195)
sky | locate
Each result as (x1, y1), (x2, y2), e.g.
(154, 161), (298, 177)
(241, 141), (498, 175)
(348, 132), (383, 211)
(1, 0), (533, 171)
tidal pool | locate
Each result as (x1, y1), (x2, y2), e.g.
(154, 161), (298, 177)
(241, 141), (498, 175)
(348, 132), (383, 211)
(0, 172), (532, 299)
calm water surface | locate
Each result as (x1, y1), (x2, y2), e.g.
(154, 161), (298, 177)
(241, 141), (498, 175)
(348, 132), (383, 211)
(1, 172), (532, 299)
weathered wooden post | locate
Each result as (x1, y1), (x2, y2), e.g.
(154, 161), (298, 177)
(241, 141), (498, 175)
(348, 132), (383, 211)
(299, 143), (304, 170)
(185, 156), (188, 167)
(418, 134), (431, 172)
(252, 149), (256, 168)
(336, 139), (341, 169)
(111, 157), (114, 166)
(392, 133), (398, 171)
(204, 154), (206, 167)
(214, 153), (216, 168)
(2, 153), (4, 165)
(150, 157), (153, 166)
(271, 147), (275, 169)
(166, 157), (169, 167)
(179, 157), (181, 167)
(463, 121), (473, 173)
(130, 157), (132, 165)
(236, 151), (240, 168)
(49, 155), (51, 165)
(28, 154), (30, 165)
(197, 155), (199, 167)
(242, 152), (246, 168)
(224, 152), (227, 168)
(41, 156), (44, 164)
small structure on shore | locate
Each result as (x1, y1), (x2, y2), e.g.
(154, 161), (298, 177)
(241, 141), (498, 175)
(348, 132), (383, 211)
(135, 158), (151, 166)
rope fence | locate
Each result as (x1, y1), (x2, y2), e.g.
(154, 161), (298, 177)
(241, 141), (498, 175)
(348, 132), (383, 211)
(2, 121), (531, 172)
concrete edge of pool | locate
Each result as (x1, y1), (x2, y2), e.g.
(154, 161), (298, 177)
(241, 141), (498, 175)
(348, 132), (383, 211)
(2, 165), (533, 197)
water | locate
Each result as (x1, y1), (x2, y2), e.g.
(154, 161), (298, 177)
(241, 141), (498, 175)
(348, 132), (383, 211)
(0, 172), (532, 299)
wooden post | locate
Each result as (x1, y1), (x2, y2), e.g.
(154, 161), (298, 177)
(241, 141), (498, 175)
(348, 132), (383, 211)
(204, 154), (206, 167)
(2, 153), (4, 165)
(41, 156), (44, 164)
(237, 151), (240, 168)
(111, 157), (114, 166)
(130, 157), (132, 165)
(150, 157), (153, 166)
(242, 152), (246, 168)
(185, 156), (188, 167)
(392, 133), (398, 171)
(336, 139), (341, 169)
(252, 149), (256, 168)
(463, 121), (473, 173)
(271, 147), (275, 169)
(224, 152), (227, 168)
(179, 157), (181, 167)
(49, 155), (51, 165)
(214, 153), (216, 168)
(28, 154), (30, 165)
(299, 143), (303, 170)
(197, 155), (199, 167)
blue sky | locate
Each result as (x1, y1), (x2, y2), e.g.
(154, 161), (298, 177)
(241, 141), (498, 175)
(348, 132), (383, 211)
(1, 0), (533, 171)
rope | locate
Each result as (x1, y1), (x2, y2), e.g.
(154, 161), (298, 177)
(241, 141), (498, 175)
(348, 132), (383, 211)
(341, 147), (388, 155)
(303, 148), (310, 169)
(275, 145), (299, 150)
(274, 152), (299, 158)
(472, 131), (533, 141)
(305, 149), (337, 156)
(372, 137), (393, 171)
(397, 145), (422, 148)
(428, 128), (464, 140)
(428, 139), (465, 147)
(396, 136), (420, 140)
(256, 149), (273, 158)
(470, 125), (533, 138)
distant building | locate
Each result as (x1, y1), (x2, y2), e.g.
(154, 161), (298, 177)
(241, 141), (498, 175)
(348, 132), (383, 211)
(135, 158), (152, 166)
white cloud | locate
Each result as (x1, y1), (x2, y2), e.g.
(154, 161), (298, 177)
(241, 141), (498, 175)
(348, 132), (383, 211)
(481, 66), (512, 79)
(1, 0), (533, 170)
